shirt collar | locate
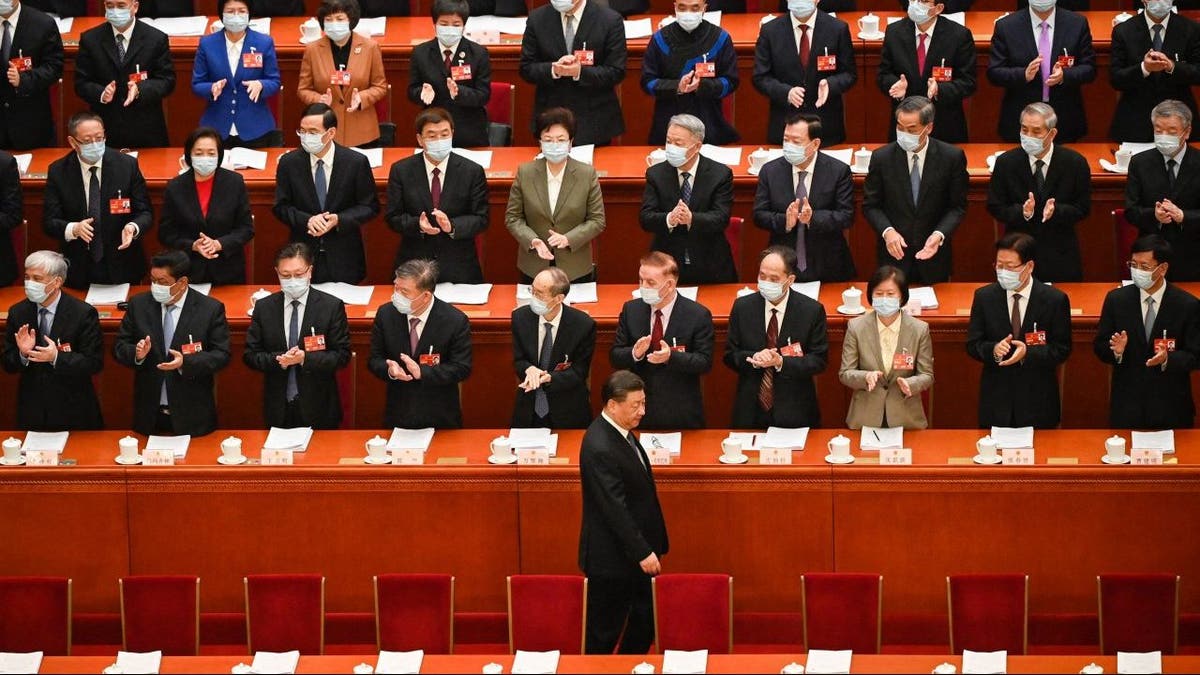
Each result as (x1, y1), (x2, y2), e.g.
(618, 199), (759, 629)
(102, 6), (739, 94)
(409, 296), (435, 325)
(1030, 7), (1055, 31)
(113, 19), (135, 41)
(915, 17), (937, 40)
(1166, 145), (1187, 163)
(1006, 278), (1033, 300)
(309, 142), (335, 166)
(284, 289), (310, 307)
(165, 288), (189, 312)
(1140, 282), (1167, 308)
(563, 0), (586, 20)
(39, 288), (62, 314)
(424, 153), (448, 174)
(1146, 10), (1170, 32)
(540, 303), (565, 331)
(876, 313), (901, 335)
(766, 288), (790, 316)
(2, 4), (22, 29)
(1029, 143), (1055, 169)
(601, 410), (630, 438)
(792, 10), (816, 30)
(439, 40), (462, 59)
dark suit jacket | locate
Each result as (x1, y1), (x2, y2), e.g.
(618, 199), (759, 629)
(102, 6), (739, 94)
(367, 298), (472, 429)
(753, 154), (855, 282)
(965, 280), (1072, 428)
(724, 289), (828, 429)
(863, 138), (968, 284)
(0, 5), (63, 149)
(752, 11), (857, 146)
(385, 152), (489, 283)
(0, 151), (22, 287)
(273, 145), (380, 284)
(876, 16), (977, 143)
(519, 2), (627, 145)
(578, 415), (669, 577)
(2, 293), (103, 431)
(1110, 13), (1200, 142)
(407, 38), (492, 149)
(112, 289), (231, 436)
(986, 146), (1091, 282)
(74, 20), (175, 148)
(246, 0), (304, 15)
(23, 0), (85, 16)
(776, 0), (856, 12)
(138, 0), (193, 17)
(986, 9), (1096, 142)
(359, 0), (408, 14)
(1125, 147), (1200, 281)
(468, 0), (526, 16)
(244, 288), (351, 429)
(43, 148), (153, 289)
(610, 295), (714, 430)
(510, 303), (596, 429)
(1094, 283), (1200, 429)
(158, 168), (254, 285)
(639, 156), (735, 285)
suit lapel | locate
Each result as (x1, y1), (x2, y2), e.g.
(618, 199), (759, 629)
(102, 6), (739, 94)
(895, 23), (918, 76)
(147, 300), (167, 358)
(862, 315), (885, 374)
(532, 160), (552, 221)
(409, 157), (434, 212)
(548, 7), (570, 56)
(101, 28), (122, 69)
(916, 143), (937, 207)
(553, 162), (577, 217)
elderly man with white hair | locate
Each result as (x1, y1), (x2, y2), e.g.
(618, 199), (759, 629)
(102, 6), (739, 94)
(1, 250), (104, 431)
(638, 113), (736, 284)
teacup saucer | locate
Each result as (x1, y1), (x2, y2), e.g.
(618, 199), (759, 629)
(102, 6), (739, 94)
(825, 453), (855, 464)
(837, 305), (866, 315)
(1098, 158), (1128, 174)
(972, 454), (1003, 465)
(850, 165), (870, 174)
(488, 454), (518, 465)
(858, 30), (885, 40)
(0, 456), (25, 466)
(115, 454), (142, 465)
(363, 455), (392, 465)
(718, 453), (748, 464)
(1101, 454), (1131, 465)
(747, 165), (764, 176)
(217, 454), (248, 465)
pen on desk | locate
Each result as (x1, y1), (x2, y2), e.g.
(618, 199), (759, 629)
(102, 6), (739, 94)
(873, 430), (881, 442)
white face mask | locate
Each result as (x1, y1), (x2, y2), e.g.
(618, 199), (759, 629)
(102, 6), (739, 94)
(1028, 0), (1055, 12)
(896, 128), (924, 153)
(78, 140), (106, 165)
(435, 24), (463, 47)
(541, 141), (570, 164)
(1131, 266), (1157, 290)
(1019, 133), (1045, 157)
(549, 0), (575, 12)
(423, 137), (453, 162)
(300, 132), (327, 155)
(392, 291), (414, 315)
(222, 12), (249, 32)
(996, 266), (1024, 291)
(872, 296), (901, 317)
(782, 142), (808, 166)
(0, 0), (16, 14)
(758, 280), (785, 302)
(1155, 133), (1183, 157)
(279, 276), (309, 300)
(640, 285), (663, 306)
(787, 0), (816, 18)
(24, 279), (49, 305)
(323, 20), (351, 42)
(105, 6), (132, 28)
(675, 11), (703, 32)
(664, 143), (690, 168)
(530, 296), (553, 316)
(1146, 0), (1173, 19)
(906, 0), (932, 24)
(151, 281), (177, 305)
(191, 156), (219, 177)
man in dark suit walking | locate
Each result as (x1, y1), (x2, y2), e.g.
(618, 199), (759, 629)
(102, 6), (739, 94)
(274, 103), (380, 285)
(113, 250), (231, 436)
(987, 103), (1091, 282)
(579, 369), (668, 655)
(966, 233), (1072, 429)
(386, 107), (488, 284)
(1095, 234), (1200, 429)
(0, 0), (63, 149)
(639, 114), (735, 285)
(863, 96), (967, 284)
(610, 252), (714, 430)
(368, 258), (472, 429)
(753, 112), (855, 282)
(407, 0), (492, 149)
(1109, 1), (1200, 142)
(519, 0), (626, 145)
(987, 3), (1095, 143)
(2, 250), (103, 431)
(244, 243), (351, 429)
(511, 267), (596, 429)
(0, 149), (22, 287)
(752, 0), (856, 146)
(43, 112), (152, 290)
(725, 246), (828, 429)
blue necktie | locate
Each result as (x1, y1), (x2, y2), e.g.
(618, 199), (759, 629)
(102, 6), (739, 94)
(910, 154), (921, 204)
(534, 321), (554, 419)
(286, 299), (300, 401)
(680, 172), (692, 204)
(315, 159), (327, 211)
(160, 305), (176, 405)
(1153, 24), (1164, 53)
(89, 167), (103, 262)
(37, 308), (50, 340)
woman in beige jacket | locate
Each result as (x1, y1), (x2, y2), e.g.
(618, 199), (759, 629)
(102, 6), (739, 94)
(839, 266), (935, 429)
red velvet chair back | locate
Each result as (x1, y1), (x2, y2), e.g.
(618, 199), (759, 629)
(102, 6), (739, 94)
(375, 83), (391, 122)
(652, 574), (733, 653)
(1098, 573), (1180, 655)
(507, 575), (587, 654)
(374, 574), (454, 654)
(120, 576), (200, 656)
(802, 573), (883, 653)
(0, 577), (71, 655)
(244, 574), (325, 654)
(1113, 208), (1138, 278)
(725, 217), (742, 276)
(487, 82), (515, 127)
(947, 574), (1028, 655)
(336, 351), (356, 429)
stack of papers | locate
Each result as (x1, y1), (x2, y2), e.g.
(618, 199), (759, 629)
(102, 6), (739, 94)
(961, 649), (1006, 674)
(806, 649), (853, 674)
(114, 650), (163, 674)
(189, 283), (212, 296)
(569, 144), (594, 165)
(387, 428), (435, 452)
(145, 435), (191, 459)
(23, 431), (68, 453)
(909, 287), (939, 309)
(662, 649), (708, 674)
(860, 426), (902, 450)
(13, 153), (31, 175)
(354, 16), (387, 36)
(640, 432), (681, 456)
(435, 283), (493, 305)
(1120, 142), (1156, 157)
(0, 652), (43, 673)
(623, 18), (653, 38)
(699, 144), (742, 166)
(516, 282), (598, 305)
(224, 147), (268, 170)
(991, 427), (1034, 449)
(512, 650), (560, 674)
(312, 282), (375, 306)
(760, 426), (809, 450)
(352, 146), (384, 168)
(54, 17), (73, 32)
(263, 427), (313, 451)
(250, 650), (300, 674)
(1131, 430), (1175, 453)
(508, 428), (558, 456)
(630, 287), (699, 301)
(375, 649), (424, 674)
(821, 148), (853, 166)
(143, 16), (209, 36)
(1116, 651), (1162, 674)
(85, 283), (130, 305)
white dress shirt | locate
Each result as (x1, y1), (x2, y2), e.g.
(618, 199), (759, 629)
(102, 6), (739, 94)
(112, 19), (135, 55)
(792, 10), (817, 55)
(914, 17), (938, 53)
(1007, 280), (1032, 332)
(535, 304), (565, 361)
(1, 5), (22, 38)
(1029, 8), (1055, 50)
(309, 142), (335, 182)
(546, 162), (566, 214)
(765, 289), (789, 329)
(424, 153), (449, 192)
(282, 290), (309, 346)
(793, 162), (815, 198)
(1140, 283), (1167, 324)
(1028, 143), (1055, 174)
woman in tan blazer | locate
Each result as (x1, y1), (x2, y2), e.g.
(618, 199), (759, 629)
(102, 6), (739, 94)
(297, 0), (389, 148)
(839, 266), (935, 429)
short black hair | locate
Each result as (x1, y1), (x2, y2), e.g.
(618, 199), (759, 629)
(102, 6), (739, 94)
(395, 259), (440, 292)
(316, 0), (361, 29)
(431, 0), (469, 22)
(218, 0), (250, 15)
(275, 242), (313, 267)
(536, 107), (576, 140)
(301, 103), (338, 131)
(996, 232), (1037, 265)
(183, 126), (224, 169)
(151, 250), (191, 280)
(783, 112), (823, 142)
(602, 370), (645, 404)
(1132, 234), (1173, 265)
(415, 107), (455, 134)
(67, 111), (104, 139)
(867, 265), (910, 306)
(759, 245), (798, 277)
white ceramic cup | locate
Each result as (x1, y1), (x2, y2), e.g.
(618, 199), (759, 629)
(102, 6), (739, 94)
(2, 437), (20, 463)
(365, 435), (387, 459)
(645, 148), (666, 167)
(632, 663), (656, 675)
(490, 436), (512, 459)
(1105, 435), (1127, 459)
(842, 286), (863, 310)
(300, 18), (321, 40)
(1115, 149), (1132, 170)
(221, 436), (243, 459)
(748, 148), (770, 171)
(721, 438), (742, 459)
(857, 13), (879, 34)
(828, 434), (851, 458)
(853, 146), (872, 171)
(118, 436), (139, 460)
(977, 436), (997, 459)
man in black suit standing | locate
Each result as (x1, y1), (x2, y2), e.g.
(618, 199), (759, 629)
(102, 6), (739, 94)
(518, 0), (626, 146)
(511, 267), (596, 429)
(987, 1), (1096, 143)
(113, 250), (231, 436)
(876, 0), (976, 142)
(244, 243), (352, 430)
(986, 103), (1091, 282)
(0, 149), (21, 287)
(1125, 100), (1200, 280)
(43, 112), (152, 290)
(1109, 0), (1200, 142)
(407, 0), (492, 149)
(753, 0), (856, 146)
(966, 233), (1072, 429)
(639, 114), (735, 285)
(610, 252), (714, 430)
(386, 107), (489, 284)
(367, 259), (473, 429)
(753, 112), (854, 283)
(0, 0), (63, 149)
(1095, 234), (1200, 429)
(578, 369), (668, 655)
(74, 0), (175, 148)
(2, 250), (103, 431)
(863, 96), (967, 284)
(274, 103), (380, 285)
(725, 246), (827, 429)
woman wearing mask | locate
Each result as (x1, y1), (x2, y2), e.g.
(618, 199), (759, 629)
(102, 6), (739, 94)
(839, 265), (934, 429)
(407, 0), (492, 148)
(158, 128), (255, 285)
(297, 0), (389, 148)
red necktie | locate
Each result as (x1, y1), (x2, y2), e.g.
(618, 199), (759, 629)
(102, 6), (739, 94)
(443, 48), (452, 72)
(759, 309), (779, 411)
(431, 167), (442, 209)
(917, 32), (927, 75)
(649, 309), (664, 350)
(798, 24), (810, 70)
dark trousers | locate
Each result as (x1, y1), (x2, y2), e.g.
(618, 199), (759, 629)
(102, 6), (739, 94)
(585, 573), (654, 655)
(153, 406), (174, 434)
(282, 398), (306, 427)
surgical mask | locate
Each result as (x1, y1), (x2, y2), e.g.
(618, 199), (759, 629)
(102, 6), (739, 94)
(105, 6), (132, 27)
(1146, 0), (1173, 19)
(782, 142), (808, 166)
(1131, 267), (1157, 290)
(996, 267), (1024, 291)
(300, 132), (327, 155)
(436, 25), (462, 47)
(758, 280), (785, 302)
(906, 0), (931, 24)
(78, 140), (105, 165)
(24, 280), (49, 305)
(787, 0), (816, 18)
(550, 0), (574, 12)
(1019, 133), (1045, 157)
(896, 128), (923, 153)
(1027, 0), (1055, 12)
(222, 12), (249, 32)
(1155, 133), (1182, 157)
(151, 282), (176, 304)
(530, 296), (553, 316)
(541, 141), (570, 164)
(191, 156), (218, 177)
(664, 144), (690, 168)
(0, 0), (15, 15)
(640, 285), (663, 306)
(424, 138), (453, 162)
(872, 296), (901, 317)
(391, 291), (413, 315)
(324, 20), (351, 42)
(280, 276), (309, 300)
(675, 11), (703, 32)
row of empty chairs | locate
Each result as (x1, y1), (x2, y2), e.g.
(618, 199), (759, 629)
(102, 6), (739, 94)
(0, 573), (1180, 656)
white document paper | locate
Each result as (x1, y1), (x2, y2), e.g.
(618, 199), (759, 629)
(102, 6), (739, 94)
(760, 426), (809, 450)
(354, 16), (387, 35)
(1119, 142), (1156, 157)
(435, 283), (493, 305)
(509, 432), (558, 456)
(805, 649), (853, 674)
(13, 153), (31, 175)
(630, 287), (699, 301)
(1131, 430), (1175, 453)
(662, 649), (708, 674)
(465, 15), (528, 34)
(942, 11), (966, 24)
(248, 18), (271, 33)
(820, 148), (853, 166)
(225, 147), (268, 170)
(861, 426), (903, 450)
(887, 16), (902, 25)
(311, 282), (375, 306)
(144, 16), (209, 35)
(115, 650), (163, 674)
(624, 18), (653, 38)
(375, 649), (424, 675)
(512, 649), (561, 674)
(641, 432), (682, 456)
(793, 281), (821, 301)
(908, 286), (939, 309)
(145, 435), (191, 459)
(263, 427), (313, 451)
(250, 650), (301, 674)
(54, 17), (73, 32)
(962, 649), (1007, 674)
(569, 144), (594, 164)
(23, 431), (68, 453)
(699, 144), (742, 166)
(451, 147), (494, 169)
(1117, 651), (1163, 674)
(387, 428), (435, 452)
(188, 283), (212, 296)
(85, 283), (130, 305)
(508, 427), (552, 444)
(352, 146), (384, 168)
(991, 426), (1034, 449)
(0, 651), (42, 674)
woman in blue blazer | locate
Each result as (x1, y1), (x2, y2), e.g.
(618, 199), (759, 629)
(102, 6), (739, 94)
(191, 0), (282, 147)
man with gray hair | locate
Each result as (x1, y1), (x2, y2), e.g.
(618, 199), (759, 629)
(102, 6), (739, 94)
(1109, 0), (1200, 142)
(2, 250), (104, 431)
(986, 102), (1091, 282)
(1125, 99), (1200, 279)
(639, 114), (735, 284)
